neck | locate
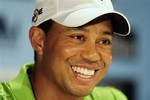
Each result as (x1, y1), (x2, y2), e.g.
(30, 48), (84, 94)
(30, 65), (84, 100)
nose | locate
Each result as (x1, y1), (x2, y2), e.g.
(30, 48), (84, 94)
(80, 44), (101, 62)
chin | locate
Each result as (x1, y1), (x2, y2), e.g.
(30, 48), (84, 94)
(70, 86), (95, 97)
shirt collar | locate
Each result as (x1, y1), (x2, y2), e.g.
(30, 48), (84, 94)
(8, 63), (35, 100)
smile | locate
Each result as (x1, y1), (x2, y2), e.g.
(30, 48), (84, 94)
(71, 66), (97, 79)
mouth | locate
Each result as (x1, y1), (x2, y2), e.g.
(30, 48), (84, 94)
(71, 65), (98, 82)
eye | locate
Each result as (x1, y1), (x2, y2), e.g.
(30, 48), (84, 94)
(70, 35), (86, 41)
(98, 38), (112, 46)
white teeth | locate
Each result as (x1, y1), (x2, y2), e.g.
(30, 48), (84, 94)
(77, 74), (92, 79)
(72, 66), (95, 76)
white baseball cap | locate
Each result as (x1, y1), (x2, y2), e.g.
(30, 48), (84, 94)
(32, 0), (131, 36)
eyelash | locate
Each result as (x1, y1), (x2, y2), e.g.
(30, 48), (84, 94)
(70, 35), (86, 41)
(97, 39), (112, 46)
(70, 35), (112, 46)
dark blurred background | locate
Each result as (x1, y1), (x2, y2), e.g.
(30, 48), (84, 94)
(0, 0), (150, 100)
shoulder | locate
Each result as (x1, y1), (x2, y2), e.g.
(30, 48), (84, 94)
(0, 82), (16, 100)
(84, 86), (127, 100)
(0, 63), (35, 100)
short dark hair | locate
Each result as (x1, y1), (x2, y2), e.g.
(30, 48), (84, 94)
(38, 19), (53, 34)
(34, 19), (53, 61)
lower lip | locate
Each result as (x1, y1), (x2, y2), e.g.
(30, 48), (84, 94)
(71, 68), (96, 84)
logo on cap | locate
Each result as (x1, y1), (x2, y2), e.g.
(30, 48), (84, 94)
(32, 8), (43, 23)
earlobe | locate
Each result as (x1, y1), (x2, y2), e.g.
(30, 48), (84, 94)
(29, 26), (45, 55)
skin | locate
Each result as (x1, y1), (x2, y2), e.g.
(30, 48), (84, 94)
(29, 15), (113, 100)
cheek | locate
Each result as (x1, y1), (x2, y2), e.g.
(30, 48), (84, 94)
(64, 48), (80, 55)
(101, 50), (112, 65)
(58, 43), (83, 59)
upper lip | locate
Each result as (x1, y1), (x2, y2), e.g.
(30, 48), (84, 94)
(71, 64), (100, 71)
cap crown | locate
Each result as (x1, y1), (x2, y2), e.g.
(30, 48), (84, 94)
(32, 0), (114, 26)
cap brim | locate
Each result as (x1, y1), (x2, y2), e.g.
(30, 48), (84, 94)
(52, 8), (131, 36)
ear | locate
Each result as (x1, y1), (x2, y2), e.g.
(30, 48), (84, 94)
(29, 26), (45, 56)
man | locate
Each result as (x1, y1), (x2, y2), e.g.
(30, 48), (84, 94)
(0, 0), (131, 100)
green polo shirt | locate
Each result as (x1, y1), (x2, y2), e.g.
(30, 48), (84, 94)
(0, 63), (127, 100)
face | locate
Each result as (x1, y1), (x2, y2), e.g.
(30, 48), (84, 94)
(40, 16), (113, 97)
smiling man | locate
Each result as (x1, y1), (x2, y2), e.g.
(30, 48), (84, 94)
(0, 0), (131, 100)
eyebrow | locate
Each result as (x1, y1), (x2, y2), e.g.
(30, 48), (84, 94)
(67, 27), (113, 36)
(67, 27), (89, 32)
(103, 31), (114, 36)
